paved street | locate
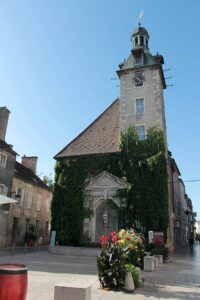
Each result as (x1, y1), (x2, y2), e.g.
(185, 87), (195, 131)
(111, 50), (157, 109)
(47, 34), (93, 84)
(0, 245), (200, 299)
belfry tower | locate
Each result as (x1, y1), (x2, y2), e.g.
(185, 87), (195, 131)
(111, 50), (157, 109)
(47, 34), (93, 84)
(117, 25), (167, 141)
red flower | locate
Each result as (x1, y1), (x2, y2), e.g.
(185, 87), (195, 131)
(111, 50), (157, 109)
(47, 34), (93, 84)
(111, 231), (117, 237)
(111, 236), (119, 242)
(99, 235), (109, 245)
(125, 236), (131, 241)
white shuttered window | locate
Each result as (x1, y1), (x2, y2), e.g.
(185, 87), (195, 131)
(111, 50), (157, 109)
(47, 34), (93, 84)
(27, 192), (32, 209)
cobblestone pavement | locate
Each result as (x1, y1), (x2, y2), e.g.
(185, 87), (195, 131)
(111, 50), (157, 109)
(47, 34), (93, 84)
(0, 244), (200, 299)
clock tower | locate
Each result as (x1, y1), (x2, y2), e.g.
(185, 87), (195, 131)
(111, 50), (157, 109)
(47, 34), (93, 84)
(117, 25), (167, 141)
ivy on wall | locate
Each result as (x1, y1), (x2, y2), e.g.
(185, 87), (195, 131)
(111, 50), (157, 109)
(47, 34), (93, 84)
(51, 127), (168, 245)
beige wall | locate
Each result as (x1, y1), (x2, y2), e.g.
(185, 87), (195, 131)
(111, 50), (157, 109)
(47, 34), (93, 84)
(1, 176), (52, 247)
(120, 66), (167, 138)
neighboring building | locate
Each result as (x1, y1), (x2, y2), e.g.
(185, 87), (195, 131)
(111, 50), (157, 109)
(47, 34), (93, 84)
(168, 154), (182, 249)
(168, 152), (194, 250)
(0, 107), (18, 246)
(185, 194), (194, 239)
(54, 25), (193, 251)
(195, 220), (200, 235)
(179, 179), (189, 247)
(9, 157), (52, 246)
(0, 107), (17, 200)
(0, 106), (52, 247)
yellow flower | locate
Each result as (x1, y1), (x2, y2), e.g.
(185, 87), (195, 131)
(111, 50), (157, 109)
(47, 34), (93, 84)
(118, 239), (125, 245)
(119, 229), (126, 238)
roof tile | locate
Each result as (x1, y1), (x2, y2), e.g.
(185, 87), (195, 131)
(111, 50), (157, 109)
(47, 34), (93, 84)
(55, 99), (120, 158)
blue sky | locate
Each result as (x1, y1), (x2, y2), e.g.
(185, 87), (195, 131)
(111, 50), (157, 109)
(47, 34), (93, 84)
(0, 1), (200, 217)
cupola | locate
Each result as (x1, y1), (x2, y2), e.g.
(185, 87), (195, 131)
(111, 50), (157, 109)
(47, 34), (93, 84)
(131, 24), (149, 51)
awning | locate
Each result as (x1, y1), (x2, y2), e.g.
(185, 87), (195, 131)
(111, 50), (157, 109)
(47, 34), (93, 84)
(0, 194), (17, 205)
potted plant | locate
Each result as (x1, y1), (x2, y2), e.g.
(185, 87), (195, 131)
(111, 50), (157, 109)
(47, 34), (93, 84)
(97, 229), (144, 291)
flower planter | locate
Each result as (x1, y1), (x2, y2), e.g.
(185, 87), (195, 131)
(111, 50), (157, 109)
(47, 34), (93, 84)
(0, 264), (28, 300)
(124, 272), (135, 291)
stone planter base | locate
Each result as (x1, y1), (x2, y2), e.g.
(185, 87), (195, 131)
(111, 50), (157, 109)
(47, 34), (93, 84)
(144, 256), (155, 272)
(124, 272), (135, 291)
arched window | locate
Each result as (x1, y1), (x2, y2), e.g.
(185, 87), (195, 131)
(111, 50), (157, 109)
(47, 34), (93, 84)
(140, 36), (144, 46)
(135, 37), (138, 46)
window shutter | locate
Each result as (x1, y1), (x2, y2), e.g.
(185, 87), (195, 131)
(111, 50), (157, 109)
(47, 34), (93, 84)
(27, 192), (32, 209)
(36, 195), (42, 211)
(20, 189), (24, 207)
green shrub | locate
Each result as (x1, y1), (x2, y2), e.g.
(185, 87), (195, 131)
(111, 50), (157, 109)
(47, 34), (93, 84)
(97, 243), (127, 290)
(149, 243), (169, 260)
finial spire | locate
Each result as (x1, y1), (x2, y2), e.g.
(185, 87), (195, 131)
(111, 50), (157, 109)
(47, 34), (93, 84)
(139, 21), (141, 27)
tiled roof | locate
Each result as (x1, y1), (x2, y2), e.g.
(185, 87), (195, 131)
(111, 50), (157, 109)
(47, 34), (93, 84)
(0, 139), (18, 156)
(55, 99), (120, 159)
(14, 161), (51, 191)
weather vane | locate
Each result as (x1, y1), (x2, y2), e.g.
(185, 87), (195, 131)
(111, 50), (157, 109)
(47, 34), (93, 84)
(137, 10), (144, 26)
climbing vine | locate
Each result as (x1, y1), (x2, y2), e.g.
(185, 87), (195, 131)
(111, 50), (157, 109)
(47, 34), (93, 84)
(51, 127), (168, 245)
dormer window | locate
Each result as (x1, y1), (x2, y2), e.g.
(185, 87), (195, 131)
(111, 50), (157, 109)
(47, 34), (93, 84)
(135, 54), (143, 66)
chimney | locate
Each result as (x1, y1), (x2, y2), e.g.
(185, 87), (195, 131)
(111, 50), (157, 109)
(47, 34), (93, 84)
(0, 107), (10, 141)
(22, 155), (38, 174)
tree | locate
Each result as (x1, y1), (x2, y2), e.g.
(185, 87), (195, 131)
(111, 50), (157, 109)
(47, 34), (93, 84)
(43, 174), (54, 190)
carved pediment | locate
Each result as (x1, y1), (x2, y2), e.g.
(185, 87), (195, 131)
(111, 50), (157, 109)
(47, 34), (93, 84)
(85, 171), (129, 191)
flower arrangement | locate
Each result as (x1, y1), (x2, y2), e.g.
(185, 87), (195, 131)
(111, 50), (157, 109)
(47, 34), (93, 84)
(97, 228), (145, 290)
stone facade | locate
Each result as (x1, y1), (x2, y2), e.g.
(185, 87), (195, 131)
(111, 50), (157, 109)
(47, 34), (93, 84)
(0, 107), (17, 200)
(167, 153), (194, 251)
(8, 174), (52, 246)
(84, 171), (128, 243)
(0, 160), (52, 247)
(117, 27), (166, 141)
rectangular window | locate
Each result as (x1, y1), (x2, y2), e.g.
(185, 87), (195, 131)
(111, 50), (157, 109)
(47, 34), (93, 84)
(136, 125), (146, 141)
(136, 98), (144, 114)
(0, 184), (8, 196)
(36, 195), (42, 211)
(15, 187), (24, 207)
(0, 152), (7, 168)
(27, 192), (32, 209)
(134, 54), (143, 66)
(46, 197), (51, 213)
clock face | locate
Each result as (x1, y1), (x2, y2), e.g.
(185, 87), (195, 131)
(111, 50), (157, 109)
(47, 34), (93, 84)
(134, 72), (145, 86)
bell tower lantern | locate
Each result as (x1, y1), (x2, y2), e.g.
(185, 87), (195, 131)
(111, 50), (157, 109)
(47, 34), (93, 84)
(131, 24), (149, 51)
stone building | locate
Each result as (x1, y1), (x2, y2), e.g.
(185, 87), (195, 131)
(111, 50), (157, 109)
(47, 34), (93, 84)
(54, 25), (193, 250)
(0, 107), (17, 200)
(167, 152), (195, 250)
(0, 106), (52, 247)
(9, 157), (52, 246)
(0, 107), (18, 246)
